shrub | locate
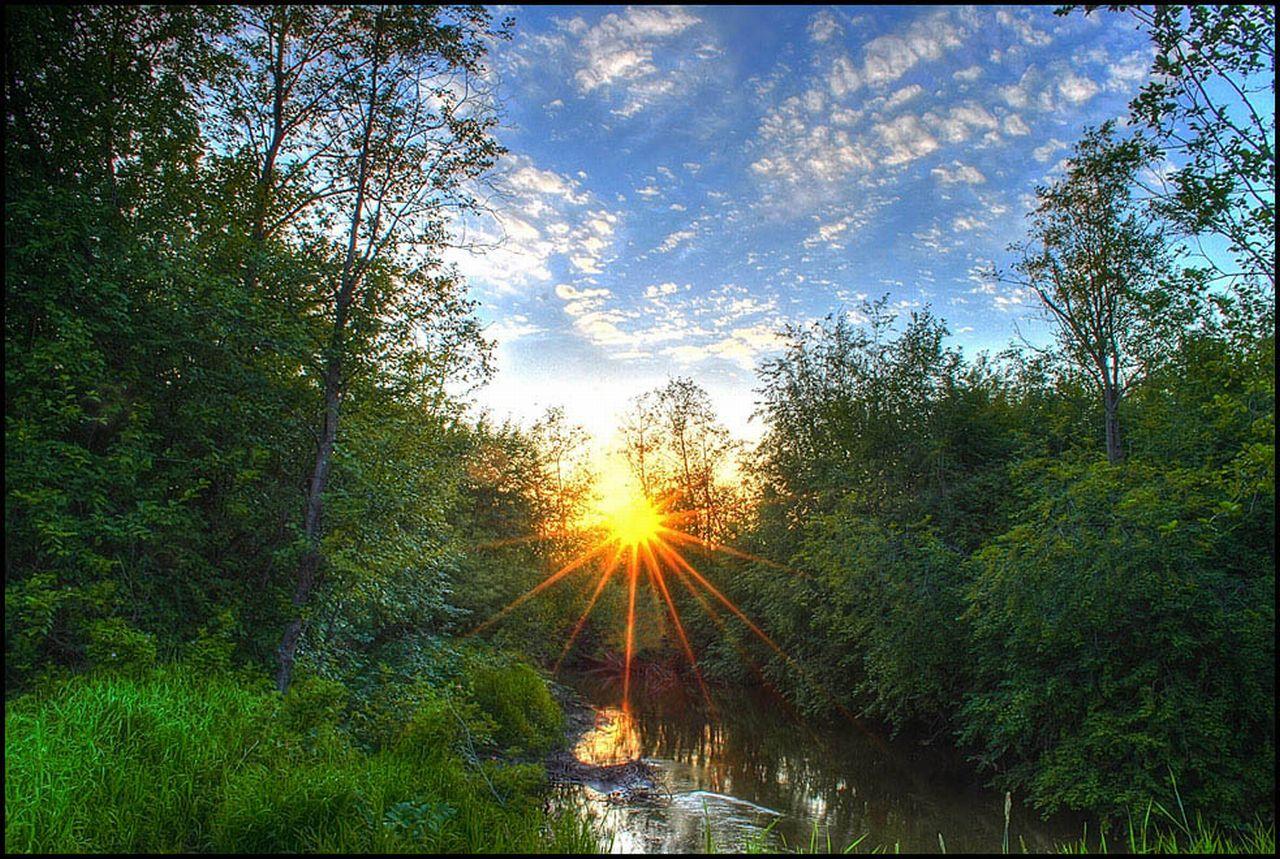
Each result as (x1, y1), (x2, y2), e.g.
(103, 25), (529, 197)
(797, 513), (969, 731)
(960, 459), (1275, 825)
(467, 659), (565, 756)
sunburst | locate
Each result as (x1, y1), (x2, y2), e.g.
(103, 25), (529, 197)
(469, 471), (849, 723)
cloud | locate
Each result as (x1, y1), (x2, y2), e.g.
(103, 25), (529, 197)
(925, 102), (999, 143)
(1057, 71), (1100, 105)
(951, 214), (989, 232)
(1105, 49), (1151, 93)
(1002, 113), (1031, 136)
(875, 114), (940, 166)
(931, 161), (986, 185)
(862, 10), (965, 87)
(656, 227), (697, 254)
(446, 156), (621, 293)
(1032, 137), (1070, 163)
(883, 84), (925, 111)
(565, 7), (711, 117)
(808, 9), (842, 43)
(996, 9), (1052, 47)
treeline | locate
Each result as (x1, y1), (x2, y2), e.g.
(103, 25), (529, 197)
(4, 6), (598, 851)
(5, 4), (533, 692)
(692, 5), (1275, 830)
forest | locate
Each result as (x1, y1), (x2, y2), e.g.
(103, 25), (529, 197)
(4, 4), (1274, 855)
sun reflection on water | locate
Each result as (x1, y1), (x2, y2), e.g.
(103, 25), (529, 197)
(574, 706), (643, 766)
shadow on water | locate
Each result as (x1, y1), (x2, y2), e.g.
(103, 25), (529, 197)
(555, 671), (1082, 854)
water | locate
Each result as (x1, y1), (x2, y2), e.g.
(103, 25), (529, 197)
(556, 673), (1082, 853)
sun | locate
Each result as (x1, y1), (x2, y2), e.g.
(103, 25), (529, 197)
(604, 495), (663, 547)
(470, 449), (823, 718)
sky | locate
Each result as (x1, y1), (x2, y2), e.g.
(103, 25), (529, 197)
(447, 5), (1158, 444)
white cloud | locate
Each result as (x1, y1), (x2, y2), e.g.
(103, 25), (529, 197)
(656, 227), (697, 254)
(883, 84), (925, 111)
(1057, 71), (1100, 105)
(875, 113), (940, 166)
(446, 156), (621, 293)
(808, 9), (842, 43)
(862, 10), (965, 87)
(996, 9), (1052, 47)
(931, 161), (987, 185)
(951, 214), (989, 232)
(573, 7), (699, 90)
(1002, 113), (1031, 136)
(1105, 49), (1151, 93)
(1032, 137), (1070, 163)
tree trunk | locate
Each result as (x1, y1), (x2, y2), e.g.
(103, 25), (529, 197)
(1103, 385), (1124, 464)
(275, 355), (342, 692)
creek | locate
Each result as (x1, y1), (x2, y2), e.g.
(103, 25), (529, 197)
(553, 672), (1082, 854)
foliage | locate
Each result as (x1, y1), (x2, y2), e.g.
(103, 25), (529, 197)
(468, 659), (566, 756)
(3, 662), (597, 854)
(796, 516), (968, 731)
(1064, 5), (1275, 287)
(959, 458), (1274, 822)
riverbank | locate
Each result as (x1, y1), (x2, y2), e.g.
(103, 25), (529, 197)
(3, 662), (596, 853)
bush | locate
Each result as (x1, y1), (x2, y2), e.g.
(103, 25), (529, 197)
(85, 617), (157, 675)
(959, 459), (1275, 824)
(797, 513), (969, 732)
(467, 659), (565, 756)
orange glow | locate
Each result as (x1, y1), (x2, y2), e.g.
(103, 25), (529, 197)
(469, 469), (847, 722)
(573, 705), (641, 765)
(606, 495), (664, 548)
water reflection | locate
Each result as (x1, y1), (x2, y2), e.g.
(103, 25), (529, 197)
(575, 706), (643, 766)
(559, 673), (1081, 854)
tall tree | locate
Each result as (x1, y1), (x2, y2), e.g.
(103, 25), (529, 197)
(621, 378), (738, 539)
(528, 407), (592, 538)
(274, 5), (506, 691)
(1000, 124), (1169, 464)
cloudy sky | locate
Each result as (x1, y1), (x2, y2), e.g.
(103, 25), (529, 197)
(449, 5), (1156, 442)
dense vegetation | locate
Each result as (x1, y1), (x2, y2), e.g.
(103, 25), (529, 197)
(4, 3), (1274, 855)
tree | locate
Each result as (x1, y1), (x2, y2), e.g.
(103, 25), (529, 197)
(1000, 124), (1169, 464)
(528, 407), (593, 537)
(620, 378), (738, 539)
(1064, 5), (1275, 290)
(272, 5), (506, 692)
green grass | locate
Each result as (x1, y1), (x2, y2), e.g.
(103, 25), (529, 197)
(4, 664), (599, 853)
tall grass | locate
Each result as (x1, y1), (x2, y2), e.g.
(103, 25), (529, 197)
(4, 664), (599, 853)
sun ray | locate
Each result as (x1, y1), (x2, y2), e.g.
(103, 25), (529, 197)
(468, 541), (611, 636)
(623, 545), (639, 709)
(468, 474), (879, 736)
(554, 546), (623, 674)
(660, 527), (803, 576)
(652, 539), (786, 658)
(641, 540), (713, 710)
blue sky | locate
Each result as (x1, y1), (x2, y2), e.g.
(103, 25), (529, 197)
(449, 5), (1157, 441)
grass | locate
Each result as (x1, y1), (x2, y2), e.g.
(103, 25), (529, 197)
(4, 663), (600, 854)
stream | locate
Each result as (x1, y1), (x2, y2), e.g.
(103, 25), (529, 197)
(553, 673), (1083, 854)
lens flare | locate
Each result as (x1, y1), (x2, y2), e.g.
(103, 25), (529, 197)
(469, 475), (857, 728)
